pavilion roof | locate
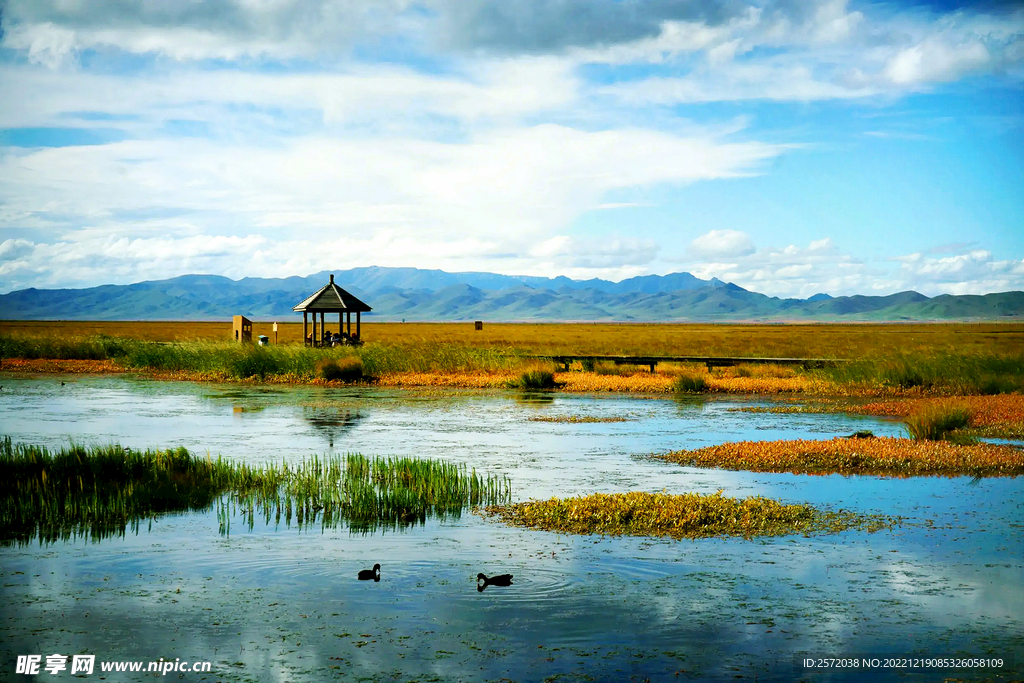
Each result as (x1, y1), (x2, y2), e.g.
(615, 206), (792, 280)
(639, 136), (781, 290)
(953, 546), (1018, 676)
(292, 274), (372, 313)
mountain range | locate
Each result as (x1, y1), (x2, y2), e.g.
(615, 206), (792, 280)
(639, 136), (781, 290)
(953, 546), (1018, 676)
(1, 266), (1021, 322)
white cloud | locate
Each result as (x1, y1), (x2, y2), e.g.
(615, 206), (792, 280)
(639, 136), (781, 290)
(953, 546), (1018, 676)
(894, 249), (1024, 295)
(685, 240), (1024, 299)
(884, 39), (991, 85)
(0, 121), (787, 242)
(689, 230), (755, 258)
(529, 234), (659, 268)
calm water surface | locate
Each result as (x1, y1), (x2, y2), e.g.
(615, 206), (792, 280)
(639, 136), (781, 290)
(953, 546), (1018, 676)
(1, 376), (1021, 682)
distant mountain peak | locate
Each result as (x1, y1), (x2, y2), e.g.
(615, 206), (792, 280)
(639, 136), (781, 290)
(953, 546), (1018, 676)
(0, 267), (1020, 321)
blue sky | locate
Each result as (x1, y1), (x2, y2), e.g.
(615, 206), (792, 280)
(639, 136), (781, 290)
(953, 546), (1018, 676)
(0, 0), (1021, 298)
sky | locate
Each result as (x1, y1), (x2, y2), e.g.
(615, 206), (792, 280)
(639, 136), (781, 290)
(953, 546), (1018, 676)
(0, 0), (1022, 299)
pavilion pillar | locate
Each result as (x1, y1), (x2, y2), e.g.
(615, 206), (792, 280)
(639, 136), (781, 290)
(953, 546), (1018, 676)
(346, 311), (352, 336)
(320, 312), (325, 345)
(356, 312), (360, 339)
(303, 312), (308, 346)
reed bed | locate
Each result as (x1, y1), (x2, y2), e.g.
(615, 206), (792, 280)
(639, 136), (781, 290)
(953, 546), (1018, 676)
(658, 437), (1024, 478)
(0, 336), (522, 380)
(0, 439), (511, 544)
(485, 491), (896, 540)
(821, 352), (1024, 395)
(0, 437), (236, 544)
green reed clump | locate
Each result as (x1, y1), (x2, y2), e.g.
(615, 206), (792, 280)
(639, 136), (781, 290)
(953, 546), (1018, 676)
(318, 356), (363, 382)
(230, 453), (511, 533)
(516, 368), (557, 390)
(485, 491), (896, 540)
(905, 402), (973, 441)
(672, 372), (708, 393)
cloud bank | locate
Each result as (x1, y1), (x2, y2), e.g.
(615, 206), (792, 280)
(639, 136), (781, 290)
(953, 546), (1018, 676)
(0, 0), (1021, 297)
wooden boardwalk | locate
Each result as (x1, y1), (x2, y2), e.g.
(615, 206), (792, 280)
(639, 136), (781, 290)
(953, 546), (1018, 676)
(531, 355), (846, 372)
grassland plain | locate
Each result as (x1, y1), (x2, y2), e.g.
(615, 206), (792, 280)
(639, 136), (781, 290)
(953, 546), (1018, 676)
(4, 320), (1024, 357)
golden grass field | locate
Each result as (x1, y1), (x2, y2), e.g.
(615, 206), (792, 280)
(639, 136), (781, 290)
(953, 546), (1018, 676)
(3, 320), (1023, 358)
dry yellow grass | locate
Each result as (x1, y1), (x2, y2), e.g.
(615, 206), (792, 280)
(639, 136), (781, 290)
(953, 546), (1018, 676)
(0, 358), (126, 374)
(4, 320), (1022, 358)
(375, 371), (516, 389)
(660, 437), (1024, 477)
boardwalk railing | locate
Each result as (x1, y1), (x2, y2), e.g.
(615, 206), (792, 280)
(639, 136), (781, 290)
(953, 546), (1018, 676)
(530, 355), (846, 372)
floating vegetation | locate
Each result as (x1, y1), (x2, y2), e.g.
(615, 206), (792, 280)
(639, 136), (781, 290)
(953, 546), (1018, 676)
(528, 415), (630, 423)
(658, 437), (1024, 478)
(0, 438), (511, 545)
(485, 491), (896, 540)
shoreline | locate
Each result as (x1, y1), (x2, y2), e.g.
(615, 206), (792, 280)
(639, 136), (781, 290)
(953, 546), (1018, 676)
(4, 357), (1023, 438)
(0, 356), (942, 395)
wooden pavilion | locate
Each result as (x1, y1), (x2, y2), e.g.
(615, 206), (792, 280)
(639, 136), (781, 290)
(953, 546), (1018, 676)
(293, 274), (372, 346)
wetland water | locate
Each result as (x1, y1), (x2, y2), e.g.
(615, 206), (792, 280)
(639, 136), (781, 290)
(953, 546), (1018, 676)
(1, 376), (1022, 681)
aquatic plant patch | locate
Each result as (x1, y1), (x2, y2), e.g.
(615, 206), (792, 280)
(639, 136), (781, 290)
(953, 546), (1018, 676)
(856, 394), (1024, 438)
(485, 491), (896, 540)
(0, 439), (511, 544)
(658, 437), (1024, 478)
(0, 438), (237, 544)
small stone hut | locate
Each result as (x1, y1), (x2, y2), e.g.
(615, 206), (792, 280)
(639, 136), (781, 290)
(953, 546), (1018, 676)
(232, 315), (253, 343)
